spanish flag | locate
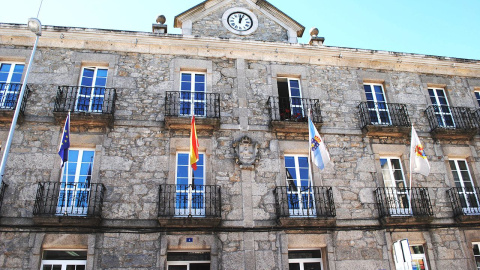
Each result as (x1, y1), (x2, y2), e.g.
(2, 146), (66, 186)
(189, 115), (199, 170)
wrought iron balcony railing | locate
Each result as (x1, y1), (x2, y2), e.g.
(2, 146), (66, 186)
(33, 182), (105, 217)
(358, 102), (410, 128)
(374, 187), (433, 218)
(447, 187), (480, 217)
(268, 97), (322, 123)
(165, 91), (220, 118)
(274, 186), (335, 218)
(0, 83), (30, 112)
(54, 86), (116, 114)
(0, 181), (7, 213)
(158, 184), (221, 218)
(425, 105), (477, 131)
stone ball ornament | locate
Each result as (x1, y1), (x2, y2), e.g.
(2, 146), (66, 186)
(310, 27), (319, 37)
(156, 15), (166, 24)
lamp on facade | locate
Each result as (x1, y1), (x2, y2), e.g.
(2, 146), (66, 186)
(0, 18), (42, 185)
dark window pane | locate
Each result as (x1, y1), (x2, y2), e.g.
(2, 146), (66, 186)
(289, 263), (301, 270)
(304, 262), (322, 270)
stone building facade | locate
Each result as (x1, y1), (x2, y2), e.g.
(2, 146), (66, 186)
(0, 0), (480, 269)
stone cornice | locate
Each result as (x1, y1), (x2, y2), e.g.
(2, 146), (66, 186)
(0, 24), (479, 77)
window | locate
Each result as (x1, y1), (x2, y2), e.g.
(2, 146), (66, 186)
(288, 249), (323, 270)
(175, 152), (205, 216)
(285, 155), (315, 216)
(363, 83), (390, 125)
(277, 78), (304, 120)
(40, 250), (87, 270)
(475, 92), (480, 107)
(380, 157), (410, 215)
(167, 251), (210, 270)
(180, 72), (206, 117)
(58, 149), (94, 216)
(0, 62), (25, 108)
(410, 245), (428, 270)
(449, 159), (480, 214)
(76, 67), (108, 112)
(428, 88), (454, 128)
(473, 243), (480, 270)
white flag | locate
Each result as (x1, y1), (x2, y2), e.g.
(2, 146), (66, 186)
(308, 112), (330, 170)
(410, 126), (430, 176)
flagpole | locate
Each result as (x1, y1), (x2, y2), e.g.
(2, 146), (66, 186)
(0, 20), (41, 186)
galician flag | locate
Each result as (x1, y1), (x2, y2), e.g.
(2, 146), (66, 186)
(189, 115), (199, 170)
(308, 111), (330, 170)
(58, 112), (71, 167)
(410, 126), (430, 176)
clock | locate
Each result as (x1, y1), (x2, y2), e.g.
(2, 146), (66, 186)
(222, 8), (258, 35)
(227, 12), (253, 31)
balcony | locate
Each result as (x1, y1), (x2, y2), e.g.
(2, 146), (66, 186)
(33, 182), (106, 226)
(158, 184), (221, 227)
(0, 181), (7, 214)
(425, 105), (477, 140)
(447, 187), (480, 223)
(274, 186), (336, 227)
(267, 97), (322, 133)
(53, 86), (116, 129)
(0, 83), (30, 123)
(164, 91), (220, 130)
(358, 102), (411, 137)
(374, 187), (433, 225)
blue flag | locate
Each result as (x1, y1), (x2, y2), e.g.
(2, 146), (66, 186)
(308, 112), (330, 170)
(58, 113), (70, 167)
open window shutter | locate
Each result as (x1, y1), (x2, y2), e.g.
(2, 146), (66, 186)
(394, 239), (413, 270)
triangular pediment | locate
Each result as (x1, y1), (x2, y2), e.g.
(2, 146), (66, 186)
(174, 0), (305, 43)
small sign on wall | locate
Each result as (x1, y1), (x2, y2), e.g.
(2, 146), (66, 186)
(186, 238), (193, 242)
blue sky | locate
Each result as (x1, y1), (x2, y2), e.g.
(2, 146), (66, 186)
(2, 0), (479, 59)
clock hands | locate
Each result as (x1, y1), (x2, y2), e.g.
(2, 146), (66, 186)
(239, 14), (244, 24)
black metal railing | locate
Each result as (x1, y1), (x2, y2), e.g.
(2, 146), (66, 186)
(358, 102), (410, 128)
(33, 182), (105, 217)
(473, 108), (480, 127)
(165, 91), (220, 118)
(274, 186), (335, 218)
(54, 86), (116, 114)
(0, 83), (30, 112)
(0, 181), (7, 213)
(375, 187), (433, 218)
(425, 105), (476, 131)
(268, 97), (322, 123)
(447, 187), (480, 217)
(158, 184), (221, 218)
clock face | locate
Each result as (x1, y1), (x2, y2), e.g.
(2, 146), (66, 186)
(227, 12), (253, 31)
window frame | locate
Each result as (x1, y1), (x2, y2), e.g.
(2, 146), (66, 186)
(287, 249), (324, 270)
(175, 152), (206, 217)
(58, 148), (95, 216)
(284, 154), (315, 216)
(179, 71), (207, 117)
(277, 77), (304, 120)
(76, 66), (108, 113)
(449, 159), (480, 213)
(428, 87), (455, 128)
(40, 249), (87, 270)
(473, 242), (480, 270)
(0, 62), (25, 108)
(474, 91), (480, 108)
(410, 244), (429, 270)
(380, 157), (411, 215)
(166, 250), (211, 270)
(363, 83), (391, 125)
